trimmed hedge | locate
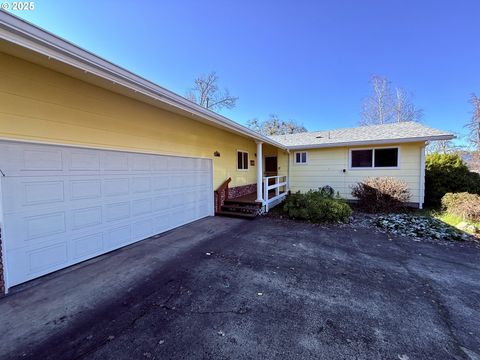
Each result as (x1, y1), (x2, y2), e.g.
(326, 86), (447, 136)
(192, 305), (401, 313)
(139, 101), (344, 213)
(425, 153), (480, 206)
(283, 188), (352, 223)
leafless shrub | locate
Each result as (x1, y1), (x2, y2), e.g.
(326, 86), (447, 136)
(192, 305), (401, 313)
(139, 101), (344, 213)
(351, 177), (411, 213)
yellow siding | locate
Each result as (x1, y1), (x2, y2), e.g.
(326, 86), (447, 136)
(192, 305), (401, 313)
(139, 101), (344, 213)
(0, 52), (269, 189)
(289, 143), (423, 203)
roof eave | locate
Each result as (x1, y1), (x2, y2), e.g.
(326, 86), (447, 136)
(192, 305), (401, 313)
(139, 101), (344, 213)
(285, 134), (455, 150)
(0, 11), (286, 150)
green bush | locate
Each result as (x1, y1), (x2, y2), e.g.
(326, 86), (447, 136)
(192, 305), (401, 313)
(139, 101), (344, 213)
(441, 192), (480, 222)
(282, 188), (352, 223)
(351, 177), (411, 213)
(425, 153), (480, 207)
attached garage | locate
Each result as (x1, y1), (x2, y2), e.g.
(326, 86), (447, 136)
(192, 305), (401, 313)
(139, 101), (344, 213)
(0, 141), (213, 287)
(0, 13), (286, 294)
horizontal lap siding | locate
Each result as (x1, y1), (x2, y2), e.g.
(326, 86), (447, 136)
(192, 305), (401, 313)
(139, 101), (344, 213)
(289, 143), (423, 203)
(0, 53), (262, 189)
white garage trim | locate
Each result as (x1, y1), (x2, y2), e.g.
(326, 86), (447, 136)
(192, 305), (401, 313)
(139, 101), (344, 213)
(0, 140), (214, 290)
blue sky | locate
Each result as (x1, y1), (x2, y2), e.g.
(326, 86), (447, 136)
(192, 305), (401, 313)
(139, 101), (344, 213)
(7, 0), (479, 143)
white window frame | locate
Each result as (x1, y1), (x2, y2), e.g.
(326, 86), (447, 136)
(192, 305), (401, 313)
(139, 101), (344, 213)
(237, 150), (249, 171)
(349, 147), (400, 170)
(294, 151), (308, 165)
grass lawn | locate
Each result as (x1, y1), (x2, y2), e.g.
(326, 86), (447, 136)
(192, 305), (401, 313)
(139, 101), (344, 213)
(418, 208), (480, 235)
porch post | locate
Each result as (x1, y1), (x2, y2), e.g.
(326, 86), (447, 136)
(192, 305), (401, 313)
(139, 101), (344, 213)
(256, 141), (263, 203)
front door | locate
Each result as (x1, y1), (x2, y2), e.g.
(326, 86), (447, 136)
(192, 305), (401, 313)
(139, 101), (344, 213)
(265, 156), (278, 177)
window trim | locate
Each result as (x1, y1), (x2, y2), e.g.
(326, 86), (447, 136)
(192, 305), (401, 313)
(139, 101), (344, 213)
(236, 149), (249, 171)
(349, 147), (400, 170)
(294, 151), (308, 165)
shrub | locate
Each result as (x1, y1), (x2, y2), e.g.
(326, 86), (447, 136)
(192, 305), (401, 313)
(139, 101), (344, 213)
(282, 188), (352, 223)
(351, 177), (411, 213)
(441, 192), (480, 222)
(425, 153), (480, 207)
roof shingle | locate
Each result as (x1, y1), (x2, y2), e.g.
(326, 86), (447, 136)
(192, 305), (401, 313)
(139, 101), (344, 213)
(269, 122), (453, 148)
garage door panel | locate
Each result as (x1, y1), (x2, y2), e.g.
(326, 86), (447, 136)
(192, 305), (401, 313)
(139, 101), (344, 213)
(1, 141), (213, 287)
(105, 202), (131, 222)
(69, 149), (101, 171)
(131, 177), (152, 193)
(6, 242), (69, 286)
(70, 179), (102, 201)
(106, 225), (131, 248)
(71, 206), (103, 230)
(101, 151), (129, 171)
(129, 153), (151, 171)
(132, 219), (154, 239)
(132, 198), (152, 216)
(103, 178), (130, 197)
(71, 233), (104, 261)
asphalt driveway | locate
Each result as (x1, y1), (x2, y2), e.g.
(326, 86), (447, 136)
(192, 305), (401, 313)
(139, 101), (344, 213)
(1, 216), (479, 360)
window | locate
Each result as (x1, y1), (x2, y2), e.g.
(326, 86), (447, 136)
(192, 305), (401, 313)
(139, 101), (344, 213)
(351, 149), (373, 168)
(350, 148), (399, 168)
(295, 151), (307, 164)
(374, 148), (399, 167)
(237, 150), (248, 170)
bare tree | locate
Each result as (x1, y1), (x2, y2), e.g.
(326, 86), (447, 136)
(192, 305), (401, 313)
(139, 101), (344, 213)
(426, 139), (460, 154)
(466, 93), (480, 150)
(186, 72), (238, 111)
(393, 88), (423, 123)
(465, 93), (480, 172)
(360, 75), (393, 126)
(360, 75), (423, 126)
(247, 114), (307, 136)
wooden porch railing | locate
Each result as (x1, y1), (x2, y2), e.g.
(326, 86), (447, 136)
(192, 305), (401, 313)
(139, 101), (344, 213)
(263, 175), (288, 212)
(214, 177), (231, 213)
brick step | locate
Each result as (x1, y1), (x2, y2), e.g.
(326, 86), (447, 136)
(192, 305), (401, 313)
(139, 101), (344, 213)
(224, 199), (262, 207)
(221, 204), (260, 213)
(215, 210), (257, 219)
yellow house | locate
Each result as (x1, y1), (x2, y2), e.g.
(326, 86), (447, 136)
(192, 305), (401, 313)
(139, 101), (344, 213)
(271, 122), (454, 207)
(0, 12), (452, 293)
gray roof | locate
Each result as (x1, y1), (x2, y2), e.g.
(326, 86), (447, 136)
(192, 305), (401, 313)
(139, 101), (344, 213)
(269, 122), (454, 149)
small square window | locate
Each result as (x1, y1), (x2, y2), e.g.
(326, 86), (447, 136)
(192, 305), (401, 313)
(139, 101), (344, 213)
(237, 151), (249, 170)
(295, 151), (307, 164)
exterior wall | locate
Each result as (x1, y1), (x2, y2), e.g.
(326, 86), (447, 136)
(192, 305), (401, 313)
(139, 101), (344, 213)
(288, 143), (424, 203)
(0, 52), (268, 190)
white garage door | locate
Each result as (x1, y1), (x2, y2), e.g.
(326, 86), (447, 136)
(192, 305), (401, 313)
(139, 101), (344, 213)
(0, 141), (213, 288)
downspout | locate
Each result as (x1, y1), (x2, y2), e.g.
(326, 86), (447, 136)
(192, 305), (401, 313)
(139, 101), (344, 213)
(419, 142), (427, 209)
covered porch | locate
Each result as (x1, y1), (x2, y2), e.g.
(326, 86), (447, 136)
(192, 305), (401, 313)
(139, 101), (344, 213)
(214, 141), (289, 218)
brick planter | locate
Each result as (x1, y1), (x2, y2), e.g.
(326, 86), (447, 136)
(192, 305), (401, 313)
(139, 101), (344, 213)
(215, 183), (257, 212)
